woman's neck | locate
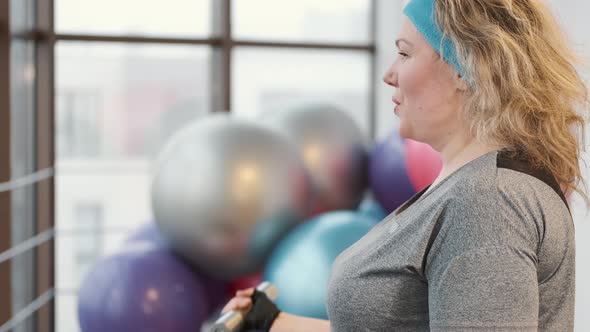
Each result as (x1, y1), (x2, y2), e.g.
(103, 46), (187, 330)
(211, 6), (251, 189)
(426, 137), (498, 193)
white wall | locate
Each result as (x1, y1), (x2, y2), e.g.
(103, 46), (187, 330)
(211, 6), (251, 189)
(546, 2), (590, 331)
(374, 1), (590, 330)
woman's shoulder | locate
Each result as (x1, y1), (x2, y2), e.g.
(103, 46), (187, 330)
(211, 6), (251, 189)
(434, 149), (571, 251)
(426, 150), (574, 285)
(444, 149), (568, 214)
(494, 149), (570, 217)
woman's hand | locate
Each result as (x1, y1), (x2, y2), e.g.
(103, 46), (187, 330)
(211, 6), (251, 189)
(219, 287), (330, 332)
(221, 287), (255, 314)
(220, 287), (281, 331)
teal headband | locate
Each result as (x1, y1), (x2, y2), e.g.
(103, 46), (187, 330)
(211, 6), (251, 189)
(403, 0), (465, 78)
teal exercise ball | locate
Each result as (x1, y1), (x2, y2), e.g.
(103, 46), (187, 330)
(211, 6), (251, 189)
(357, 195), (388, 221)
(263, 210), (375, 319)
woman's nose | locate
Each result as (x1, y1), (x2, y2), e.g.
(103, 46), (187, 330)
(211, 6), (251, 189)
(382, 65), (398, 88)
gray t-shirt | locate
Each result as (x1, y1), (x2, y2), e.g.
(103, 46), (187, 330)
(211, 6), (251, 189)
(326, 149), (575, 331)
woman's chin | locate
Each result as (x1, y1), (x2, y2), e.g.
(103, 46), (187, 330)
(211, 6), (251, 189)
(397, 127), (412, 140)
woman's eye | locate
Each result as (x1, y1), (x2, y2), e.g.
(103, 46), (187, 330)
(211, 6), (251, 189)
(398, 52), (409, 58)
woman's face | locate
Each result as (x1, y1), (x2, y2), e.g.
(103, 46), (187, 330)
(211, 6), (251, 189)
(383, 17), (466, 147)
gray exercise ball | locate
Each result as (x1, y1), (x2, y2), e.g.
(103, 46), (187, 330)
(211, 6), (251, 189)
(151, 114), (314, 280)
(260, 104), (369, 215)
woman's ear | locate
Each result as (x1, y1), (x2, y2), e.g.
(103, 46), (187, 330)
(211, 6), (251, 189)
(454, 73), (469, 91)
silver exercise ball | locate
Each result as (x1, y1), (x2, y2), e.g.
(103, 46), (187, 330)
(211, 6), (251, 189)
(151, 114), (313, 280)
(260, 104), (369, 215)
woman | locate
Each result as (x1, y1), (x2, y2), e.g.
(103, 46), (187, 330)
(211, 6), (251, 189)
(221, 0), (589, 330)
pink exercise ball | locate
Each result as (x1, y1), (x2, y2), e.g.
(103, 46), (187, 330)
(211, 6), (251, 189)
(404, 140), (442, 192)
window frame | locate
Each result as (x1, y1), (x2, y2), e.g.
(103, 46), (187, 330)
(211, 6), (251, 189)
(0, 0), (13, 324)
(1, 0), (55, 331)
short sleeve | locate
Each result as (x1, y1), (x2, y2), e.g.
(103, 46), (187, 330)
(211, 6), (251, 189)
(427, 245), (539, 331)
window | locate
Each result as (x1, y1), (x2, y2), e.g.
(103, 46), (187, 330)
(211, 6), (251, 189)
(56, 90), (102, 158)
(52, 2), (375, 331)
(72, 203), (103, 285)
(232, 0), (371, 43)
(55, 0), (212, 37)
(55, 42), (211, 159)
(0, 1), (377, 331)
(232, 48), (371, 132)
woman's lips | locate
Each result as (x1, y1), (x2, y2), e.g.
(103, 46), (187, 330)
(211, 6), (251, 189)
(393, 97), (401, 114)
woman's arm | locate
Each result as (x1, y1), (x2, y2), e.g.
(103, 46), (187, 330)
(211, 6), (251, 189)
(270, 312), (330, 332)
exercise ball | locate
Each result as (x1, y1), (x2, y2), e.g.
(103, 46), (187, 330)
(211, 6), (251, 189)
(78, 243), (209, 332)
(152, 114), (314, 280)
(124, 223), (231, 314)
(369, 128), (416, 213)
(228, 272), (263, 295)
(260, 104), (369, 216)
(264, 211), (375, 319)
(357, 195), (388, 221)
(405, 139), (442, 192)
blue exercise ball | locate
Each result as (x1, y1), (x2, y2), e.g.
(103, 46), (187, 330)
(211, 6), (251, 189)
(357, 195), (388, 221)
(369, 128), (416, 213)
(264, 211), (375, 319)
(78, 243), (210, 332)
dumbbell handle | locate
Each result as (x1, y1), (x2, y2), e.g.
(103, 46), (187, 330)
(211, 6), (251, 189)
(210, 281), (278, 332)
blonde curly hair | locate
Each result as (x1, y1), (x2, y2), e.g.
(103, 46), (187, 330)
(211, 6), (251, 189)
(434, 0), (590, 207)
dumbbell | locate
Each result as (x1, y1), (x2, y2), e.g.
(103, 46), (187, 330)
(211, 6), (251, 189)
(210, 281), (279, 332)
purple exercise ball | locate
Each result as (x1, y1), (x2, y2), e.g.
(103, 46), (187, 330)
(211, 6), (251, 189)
(124, 222), (231, 314)
(78, 243), (209, 332)
(369, 129), (417, 213)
